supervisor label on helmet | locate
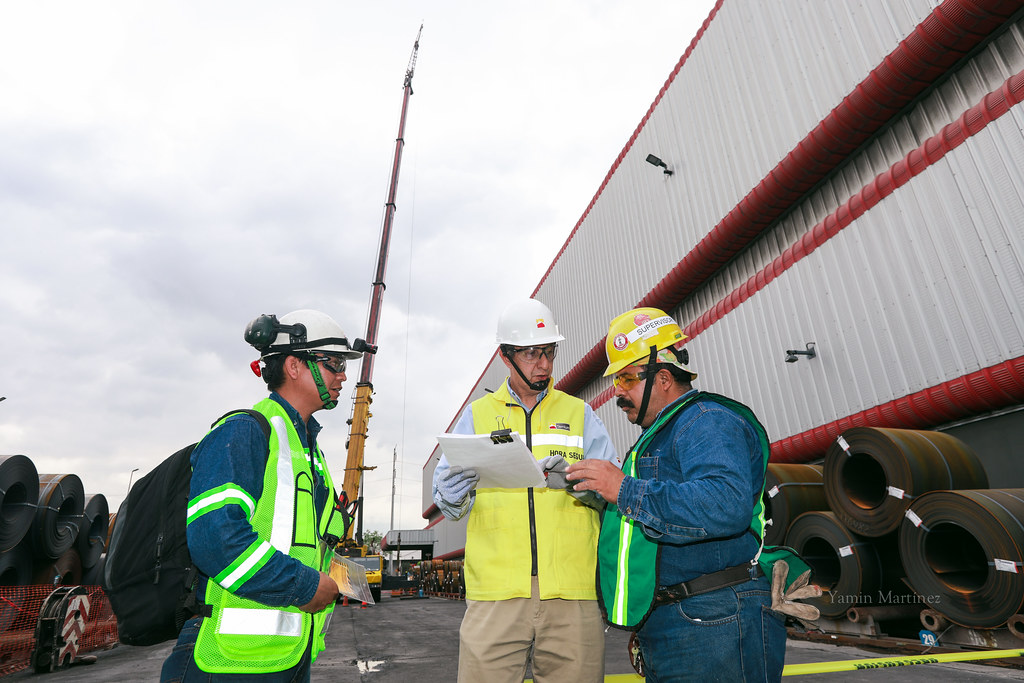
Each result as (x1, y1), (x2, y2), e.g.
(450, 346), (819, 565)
(621, 315), (677, 347)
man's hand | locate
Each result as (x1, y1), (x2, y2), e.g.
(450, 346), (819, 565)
(565, 459), (625, 504)
(299, 571), (340, 613)
(436, 465), (480, 504)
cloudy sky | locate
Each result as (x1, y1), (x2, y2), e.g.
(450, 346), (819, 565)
(0, 1), (715, 537)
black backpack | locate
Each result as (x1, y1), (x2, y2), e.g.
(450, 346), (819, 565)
(103, 409), (271, 646)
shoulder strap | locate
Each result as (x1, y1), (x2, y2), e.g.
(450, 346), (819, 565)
(211, 408), (271, 442)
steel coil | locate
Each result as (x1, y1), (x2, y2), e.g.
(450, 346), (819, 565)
(786, 511), (909, 619)
(30, 473), (85, 560)
(1007, 613), (1024, 641)
(0, 541), (33, 632)
(32, 547), (83, 587)
(899, 489), (1024, 628)
(0, 454), (39, 552)
(76, 494), (109, 570)
(824, 428), (988, 537)
(81, 553), (105, 586)
(762, 464), (827, 546)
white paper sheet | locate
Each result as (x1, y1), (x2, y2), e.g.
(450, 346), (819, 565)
(437, 432), (546, 489)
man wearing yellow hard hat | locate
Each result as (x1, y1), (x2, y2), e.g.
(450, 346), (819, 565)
(567, 307), (786, 682)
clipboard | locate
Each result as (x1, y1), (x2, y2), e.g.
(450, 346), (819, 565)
(437, 432), (546, 489)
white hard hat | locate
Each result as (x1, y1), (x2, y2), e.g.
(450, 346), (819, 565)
(245, 309), (365, 359)
(495, 299), (565, 346)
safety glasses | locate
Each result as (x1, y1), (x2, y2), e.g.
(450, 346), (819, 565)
(514, 344), (558, 362)
(311, 355), (347, 375)
(612, 370), (649, 390)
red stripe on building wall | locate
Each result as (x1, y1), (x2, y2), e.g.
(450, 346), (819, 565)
(683, 69), (1024, 341)
(773, 356), (1024, 463)
(558, 0), (1019, 399)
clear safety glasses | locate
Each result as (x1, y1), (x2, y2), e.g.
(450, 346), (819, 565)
(513, 344), (558, 362)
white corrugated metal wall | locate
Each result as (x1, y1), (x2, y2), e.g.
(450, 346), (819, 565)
(423, 1), (1024, 559)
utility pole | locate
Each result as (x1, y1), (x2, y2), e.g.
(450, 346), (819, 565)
(390, 445), (398, 574)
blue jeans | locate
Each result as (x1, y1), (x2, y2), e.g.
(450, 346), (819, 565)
(160, 617), (312, 682)
(637, 577), (785, 682)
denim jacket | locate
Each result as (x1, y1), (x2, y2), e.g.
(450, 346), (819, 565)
(615, 389), (765, 587)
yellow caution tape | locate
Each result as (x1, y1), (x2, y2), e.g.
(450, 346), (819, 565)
(782, 648), (1024, 675)
(526, 648), (1024, 681)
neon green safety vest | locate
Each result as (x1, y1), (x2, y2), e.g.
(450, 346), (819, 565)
(466, 381), (599, 601)
(597, 392), (770, 630)
(188, 398), (348, 673)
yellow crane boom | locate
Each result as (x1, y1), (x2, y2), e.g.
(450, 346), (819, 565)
(342, 25), (422, 548)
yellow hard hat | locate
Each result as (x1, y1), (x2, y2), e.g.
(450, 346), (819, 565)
(604, 307), (695, 377)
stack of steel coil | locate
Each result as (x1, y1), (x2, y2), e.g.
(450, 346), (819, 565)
(0, 454), (109, 596)
(776, 427), (1024, 632)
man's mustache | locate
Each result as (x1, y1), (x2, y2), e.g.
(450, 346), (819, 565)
(616, 396), (634, 409)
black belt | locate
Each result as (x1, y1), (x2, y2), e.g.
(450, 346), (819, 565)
(653, 563), (762, 607)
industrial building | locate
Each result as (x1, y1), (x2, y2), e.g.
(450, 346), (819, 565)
(420, 0), (1024, 638)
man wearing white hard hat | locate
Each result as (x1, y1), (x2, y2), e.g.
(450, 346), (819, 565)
(161, 309), (368, 681)
(432, 299), (620, 683)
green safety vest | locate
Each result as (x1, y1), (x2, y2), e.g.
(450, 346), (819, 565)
(466, 381), (599, 600)
(189, 398), (348, 673)
(597, 392), (770, 630)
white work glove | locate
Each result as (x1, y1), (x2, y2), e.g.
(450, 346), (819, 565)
(770, 559), (822, 622)
(540, 455), (569, 489)
(436, 465), (480, 505)
(540, 455), (605, 511)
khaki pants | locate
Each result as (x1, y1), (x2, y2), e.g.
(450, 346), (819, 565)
(457, 577), (605, 683)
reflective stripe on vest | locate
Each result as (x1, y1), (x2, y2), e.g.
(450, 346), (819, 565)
(466, 382), (598, 601)
(598, 392), (770, 630)
(188, 484), (257, 524)
(193, 398), (339, 673)
(219, 607), (303, 637)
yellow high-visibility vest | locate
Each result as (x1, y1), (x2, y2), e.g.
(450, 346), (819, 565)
(466, 381), (598, 600)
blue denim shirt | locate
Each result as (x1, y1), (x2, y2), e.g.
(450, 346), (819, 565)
(432, 379), (620, 519)
(616, 389), (765, 586)
(187, 392), (323, 608)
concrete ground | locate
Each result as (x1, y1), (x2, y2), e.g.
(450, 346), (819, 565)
(8, 594), (1023, 681)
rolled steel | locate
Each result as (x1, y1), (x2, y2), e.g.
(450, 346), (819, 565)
(824, 428), (988, 537)
(32, 547), (83, 587)
(76, 494), (109, 570)
(30, 473), (85, 560)
(899, 489), (1024, 628)
(0, 454), (39, 552)
(81, 553), (106, 587)
(785, 511), (910, 619)
(1006, 614), (1024, 641)
(0, 541), (33, 632)
(920, 608), (948, 632)
(762, 464), (827, 546)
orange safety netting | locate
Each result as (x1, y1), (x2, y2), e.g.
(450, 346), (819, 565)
(0, 585), (118, 677)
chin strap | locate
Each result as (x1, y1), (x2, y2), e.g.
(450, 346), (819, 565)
(633, 346), (659, 426)
(306, 360), (337, 410)
(505, 351), (549, 392)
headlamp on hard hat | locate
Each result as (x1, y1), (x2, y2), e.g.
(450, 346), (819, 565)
(244, 310), (373, 359)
